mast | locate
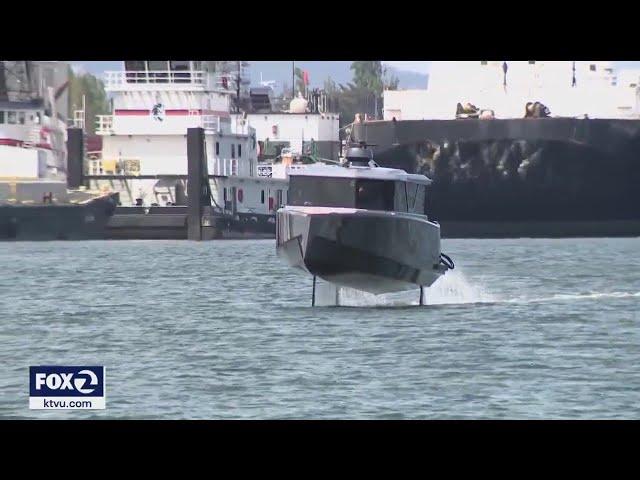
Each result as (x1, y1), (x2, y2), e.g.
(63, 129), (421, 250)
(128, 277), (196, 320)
(236, 60), (241, 112)
(0, 61), (7, 101)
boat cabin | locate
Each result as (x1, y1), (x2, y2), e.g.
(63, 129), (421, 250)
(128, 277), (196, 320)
(287, 165), (432, 215)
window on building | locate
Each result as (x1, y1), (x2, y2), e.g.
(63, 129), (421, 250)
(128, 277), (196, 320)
(215, 142), (220, 155)
(0, 111), (4, 124)
(238, 144), (242, 158)
(231, 144), (235, 159)
(7, 111), (16, 124)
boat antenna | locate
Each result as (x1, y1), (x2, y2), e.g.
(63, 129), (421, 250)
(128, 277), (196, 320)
(236, 60), (241, 112)
(292, 61), (295, 99)
(502, 61), (508, 91)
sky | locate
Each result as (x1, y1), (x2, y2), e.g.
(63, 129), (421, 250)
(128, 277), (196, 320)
(383, 61), (640, 74)
(71, 61), (640, 90)
(73, 61), (640, 75)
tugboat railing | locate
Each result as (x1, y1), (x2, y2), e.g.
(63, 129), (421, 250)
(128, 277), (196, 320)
(103, 71), (234, 92)
(96, 115), (114, 134)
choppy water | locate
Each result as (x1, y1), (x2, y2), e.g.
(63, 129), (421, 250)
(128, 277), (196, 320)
(1, 238), (638, 419)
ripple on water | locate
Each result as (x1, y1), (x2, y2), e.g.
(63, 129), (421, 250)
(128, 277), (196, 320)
(1, 238), (639, 419)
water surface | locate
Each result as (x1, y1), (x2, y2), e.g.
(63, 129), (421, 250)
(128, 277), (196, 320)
(1, 238), (638, 419)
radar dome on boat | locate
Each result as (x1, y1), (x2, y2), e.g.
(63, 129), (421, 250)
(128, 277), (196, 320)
(345, 145), (373, 166)
(289, 92), (308, 113)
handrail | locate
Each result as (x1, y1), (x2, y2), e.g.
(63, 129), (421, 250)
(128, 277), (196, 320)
(104, 70), (206, 87)
(95, 115), (114, 134)
(103, 71), (235, 91)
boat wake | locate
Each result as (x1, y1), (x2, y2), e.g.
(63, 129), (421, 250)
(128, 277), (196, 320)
(328, 270), (639, 308)
(508, 290), (640, 304)
(332, 270), (496, 307)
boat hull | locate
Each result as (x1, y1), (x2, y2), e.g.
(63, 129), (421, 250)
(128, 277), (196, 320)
(0, 193), (118, 241)
(276, 207), (447, 294)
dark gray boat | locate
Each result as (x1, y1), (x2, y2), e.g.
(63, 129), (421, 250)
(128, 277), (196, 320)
(0, 189), (118, 241)
(276, 145), (454, 302)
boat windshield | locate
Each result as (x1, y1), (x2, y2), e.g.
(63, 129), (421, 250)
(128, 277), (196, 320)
(288, 176), (426, 213)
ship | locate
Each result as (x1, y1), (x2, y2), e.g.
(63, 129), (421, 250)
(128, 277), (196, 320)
(83, 61), (340, 239)
(0, 61), (118, 240)
(276, 143), (454, 305)
(350, 61), (640, 237)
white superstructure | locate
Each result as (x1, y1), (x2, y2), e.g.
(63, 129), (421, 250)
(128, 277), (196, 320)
(235, 111), (340, 156)
(0, 61), (68, 186)
(92, 61), (287, 217)
(383, 61), (640, 120)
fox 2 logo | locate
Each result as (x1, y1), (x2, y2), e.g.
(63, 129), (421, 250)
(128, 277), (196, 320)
(30, 366), (105, 397)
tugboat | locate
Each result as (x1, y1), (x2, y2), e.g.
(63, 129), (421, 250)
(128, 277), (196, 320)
(276, 143), (454, 305)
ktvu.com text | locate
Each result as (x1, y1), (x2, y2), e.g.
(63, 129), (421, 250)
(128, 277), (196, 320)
(29, 366), (106, 410)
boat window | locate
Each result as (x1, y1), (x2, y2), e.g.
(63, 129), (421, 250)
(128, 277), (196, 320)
(215, 142), (220, 155)
(170, 61), (189, 71)
(590, 64), (596, 71)
(147, 61), (168, 71)
(231, 144), (235, 159)
(394, 181), (408, 212)
(406, 182), (427, 214)
(0, 111), (4, 123)
(289, 177), (356, 208)
(7, 111), (16, 124)
(170, 61), (190, 83)
(125, 61), (146, 83)
(238, 144), (242, 158)
(147, 61), (169, 83)
(261, 190), (265, 204)
(355, 179), (395, 211)
(125, 61), (146, 71)
(288, 176), (396, 211)
(18, 112), (25, 124)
